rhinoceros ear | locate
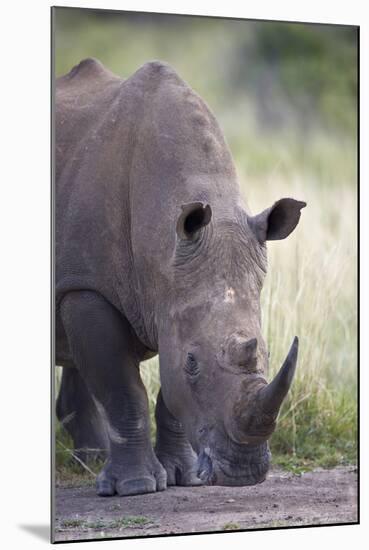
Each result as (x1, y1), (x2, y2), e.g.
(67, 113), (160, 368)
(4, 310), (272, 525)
(248, 198), (306, 243)
(176, 202), (212, 240)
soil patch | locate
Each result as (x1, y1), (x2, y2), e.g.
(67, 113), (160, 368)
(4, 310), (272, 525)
(54, 466), (358, 542)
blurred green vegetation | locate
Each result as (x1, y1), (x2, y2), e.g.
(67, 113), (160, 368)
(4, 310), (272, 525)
(54, 8), (357, 480)
(54, 8), (357, 181)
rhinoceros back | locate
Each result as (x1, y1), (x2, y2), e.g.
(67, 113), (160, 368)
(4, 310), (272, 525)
(55, 58), (241, 351)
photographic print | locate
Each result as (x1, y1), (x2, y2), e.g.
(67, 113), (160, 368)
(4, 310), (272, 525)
(52, 7), (358, 543)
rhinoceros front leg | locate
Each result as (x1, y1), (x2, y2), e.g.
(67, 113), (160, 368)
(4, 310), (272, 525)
(155, 390), (202, 486)
(56, 366), (109, 463)
(60, 290), (167, 497)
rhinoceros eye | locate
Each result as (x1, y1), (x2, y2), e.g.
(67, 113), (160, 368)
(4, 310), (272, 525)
(185, 353), (200, 377)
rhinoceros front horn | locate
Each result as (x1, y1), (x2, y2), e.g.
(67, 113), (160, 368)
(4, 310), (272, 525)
(257, 336), (299, 416)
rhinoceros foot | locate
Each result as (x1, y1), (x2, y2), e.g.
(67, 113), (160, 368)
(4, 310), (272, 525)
(96, 455), (167, 497)
(156, 448), (203, 486)
(155, 390), (203, 486)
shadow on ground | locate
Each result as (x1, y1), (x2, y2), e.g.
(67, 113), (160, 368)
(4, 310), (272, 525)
(19, 525), (50, 543)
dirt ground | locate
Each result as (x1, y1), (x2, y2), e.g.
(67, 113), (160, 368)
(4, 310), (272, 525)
(53, 466), (358, 542)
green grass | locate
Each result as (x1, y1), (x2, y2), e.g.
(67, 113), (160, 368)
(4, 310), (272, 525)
(58, 516), (154, 532)
(60, 519), (85, 528)
(222, 522), (241, 531)
(113, 516), (152, 528)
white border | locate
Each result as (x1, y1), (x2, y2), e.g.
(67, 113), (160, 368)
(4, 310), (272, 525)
(1, 1), (367, 548)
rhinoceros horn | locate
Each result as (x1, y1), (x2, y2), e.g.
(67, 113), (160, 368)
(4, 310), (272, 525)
(230, 337), (299, 443)
(257, 336), (299, 416)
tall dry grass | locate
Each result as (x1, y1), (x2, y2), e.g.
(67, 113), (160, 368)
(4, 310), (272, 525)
(249, 173), (356, 467)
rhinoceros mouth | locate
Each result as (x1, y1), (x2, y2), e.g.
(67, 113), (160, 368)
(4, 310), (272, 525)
(196, 441), (270, 486)
(213, 458), (269, 486)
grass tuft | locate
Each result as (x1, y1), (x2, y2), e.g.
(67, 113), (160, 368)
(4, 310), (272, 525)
(223, 522), (241, 531)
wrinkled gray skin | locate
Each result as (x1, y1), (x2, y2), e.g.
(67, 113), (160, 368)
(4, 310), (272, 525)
(55, 58), (306, 496)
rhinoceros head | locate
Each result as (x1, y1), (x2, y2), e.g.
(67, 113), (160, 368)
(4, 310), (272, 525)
(158, 197), (306, 486)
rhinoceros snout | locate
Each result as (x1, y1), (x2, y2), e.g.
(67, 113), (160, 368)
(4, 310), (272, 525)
(196, 442), (270, 487)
